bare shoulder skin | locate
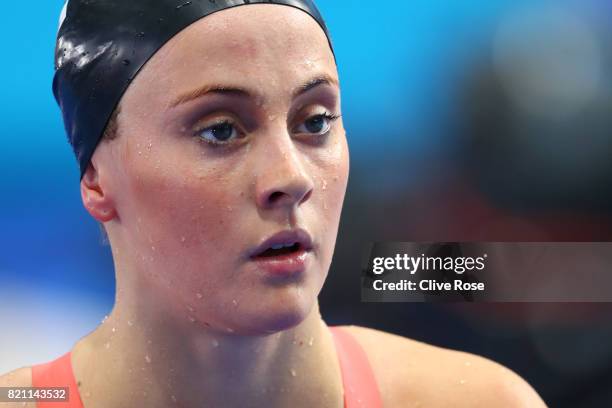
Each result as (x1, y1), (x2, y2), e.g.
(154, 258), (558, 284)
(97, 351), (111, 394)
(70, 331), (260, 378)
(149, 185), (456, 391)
(0, 367), (36, 408)
(341, 325), (548, 408)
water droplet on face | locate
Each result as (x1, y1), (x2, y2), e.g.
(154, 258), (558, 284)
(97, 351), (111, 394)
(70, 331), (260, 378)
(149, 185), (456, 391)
(459, 379), (467, 385)
(226, 327), (235, 333)
(127, 320), (134, 326)
(104, 342), (110, 349)
(145, 355), (152, 363)
(290, 368), (297, 377)
(196, 292), (203, 299)
(111, 327), (116, 333)
(186, 305), (194, 313)
(101, 315), (109, 324)
(322, 179), (328, 190)
(308, 336), (314, 346)
(181, 236), (186, 243)
(464, 361), (471, 367)
(188, 316), (196, 323)
(211, 339), (219, 347)
(232, 299), (238, 306)
(171, 395), (177, 403)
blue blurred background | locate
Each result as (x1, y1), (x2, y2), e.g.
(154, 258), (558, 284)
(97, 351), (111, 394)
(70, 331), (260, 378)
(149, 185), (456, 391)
(3, 0), (612, 406)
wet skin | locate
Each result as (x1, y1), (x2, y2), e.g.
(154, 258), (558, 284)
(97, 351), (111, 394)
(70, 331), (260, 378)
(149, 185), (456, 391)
(0, 4), (549, 408)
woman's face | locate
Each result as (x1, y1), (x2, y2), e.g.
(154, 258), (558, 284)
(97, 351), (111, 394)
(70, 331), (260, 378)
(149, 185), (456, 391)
(94, 4), (348, 335)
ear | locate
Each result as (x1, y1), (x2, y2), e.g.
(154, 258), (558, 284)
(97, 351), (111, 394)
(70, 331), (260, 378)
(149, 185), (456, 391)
(80, 162), (117, 223)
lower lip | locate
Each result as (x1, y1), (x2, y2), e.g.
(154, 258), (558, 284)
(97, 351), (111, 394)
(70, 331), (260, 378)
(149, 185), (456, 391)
(249, 248), (311, 277)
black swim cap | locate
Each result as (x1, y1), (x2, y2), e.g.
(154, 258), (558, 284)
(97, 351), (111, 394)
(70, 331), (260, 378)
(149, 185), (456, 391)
(54, 0), (335, 180)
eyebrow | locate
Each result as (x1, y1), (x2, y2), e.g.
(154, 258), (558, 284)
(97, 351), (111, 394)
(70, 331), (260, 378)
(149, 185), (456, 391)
(169, 74), (339, 108)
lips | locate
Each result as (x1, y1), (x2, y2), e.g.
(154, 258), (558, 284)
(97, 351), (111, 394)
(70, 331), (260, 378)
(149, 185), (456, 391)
(249, 228), (314, 259)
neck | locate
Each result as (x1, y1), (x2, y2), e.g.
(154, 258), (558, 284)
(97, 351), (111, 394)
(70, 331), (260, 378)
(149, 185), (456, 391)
(71, 262), (344, 408)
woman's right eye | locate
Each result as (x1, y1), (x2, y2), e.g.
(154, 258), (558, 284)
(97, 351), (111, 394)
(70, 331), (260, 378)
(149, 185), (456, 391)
(194, 120), (243, 146)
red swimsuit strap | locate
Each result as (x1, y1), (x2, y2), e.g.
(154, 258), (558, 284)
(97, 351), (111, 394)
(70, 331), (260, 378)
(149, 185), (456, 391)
(30, 352), (84, 408)
(329, 326), (384, 408)
(30, 327), (382, 408)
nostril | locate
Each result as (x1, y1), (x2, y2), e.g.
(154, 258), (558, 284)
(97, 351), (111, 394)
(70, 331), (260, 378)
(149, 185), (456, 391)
(268, 191), (284, 204)
(300, 190), (312, 205)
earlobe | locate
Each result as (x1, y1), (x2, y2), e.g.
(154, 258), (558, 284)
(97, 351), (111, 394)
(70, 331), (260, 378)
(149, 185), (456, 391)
(80, 163), (117, 223)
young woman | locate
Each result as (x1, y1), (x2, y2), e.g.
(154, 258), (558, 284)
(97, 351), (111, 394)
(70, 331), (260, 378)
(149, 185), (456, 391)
(1, 1), (546, 406)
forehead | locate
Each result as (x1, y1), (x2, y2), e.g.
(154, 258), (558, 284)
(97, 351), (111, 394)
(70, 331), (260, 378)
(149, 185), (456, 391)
(125, 4), (336, 104)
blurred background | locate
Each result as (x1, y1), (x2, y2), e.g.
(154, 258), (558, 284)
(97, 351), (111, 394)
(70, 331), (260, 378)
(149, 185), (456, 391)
(2, 0), (612, 406)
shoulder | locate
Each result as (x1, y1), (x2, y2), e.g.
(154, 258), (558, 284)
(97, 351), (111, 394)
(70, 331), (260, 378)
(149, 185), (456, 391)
(0, 367), (37, 407)
(337, 325), (548, 408)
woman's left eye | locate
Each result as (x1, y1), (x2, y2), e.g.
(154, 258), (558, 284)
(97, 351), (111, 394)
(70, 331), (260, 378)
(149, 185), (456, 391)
(295, 113), (340, 135)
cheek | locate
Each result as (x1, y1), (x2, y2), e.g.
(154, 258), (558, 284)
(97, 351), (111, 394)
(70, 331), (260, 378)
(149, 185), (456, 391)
(121, 146), (239, 260)
(322, 133), (350, 211)
(313, 134), (350, 264)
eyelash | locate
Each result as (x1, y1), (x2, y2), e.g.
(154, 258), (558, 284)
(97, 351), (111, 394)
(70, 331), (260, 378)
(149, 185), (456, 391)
(193, 112), (341, 147)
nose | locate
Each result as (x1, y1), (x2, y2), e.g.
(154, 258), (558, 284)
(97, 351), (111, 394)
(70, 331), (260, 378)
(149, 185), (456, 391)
(254, 138), (314, 211)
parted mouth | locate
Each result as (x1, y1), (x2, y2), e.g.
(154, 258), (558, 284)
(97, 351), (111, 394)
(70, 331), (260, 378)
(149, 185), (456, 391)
(249, 228), (314, 259)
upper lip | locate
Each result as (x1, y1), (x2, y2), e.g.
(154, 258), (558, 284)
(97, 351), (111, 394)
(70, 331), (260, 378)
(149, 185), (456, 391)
(249, 228), (314, 258)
